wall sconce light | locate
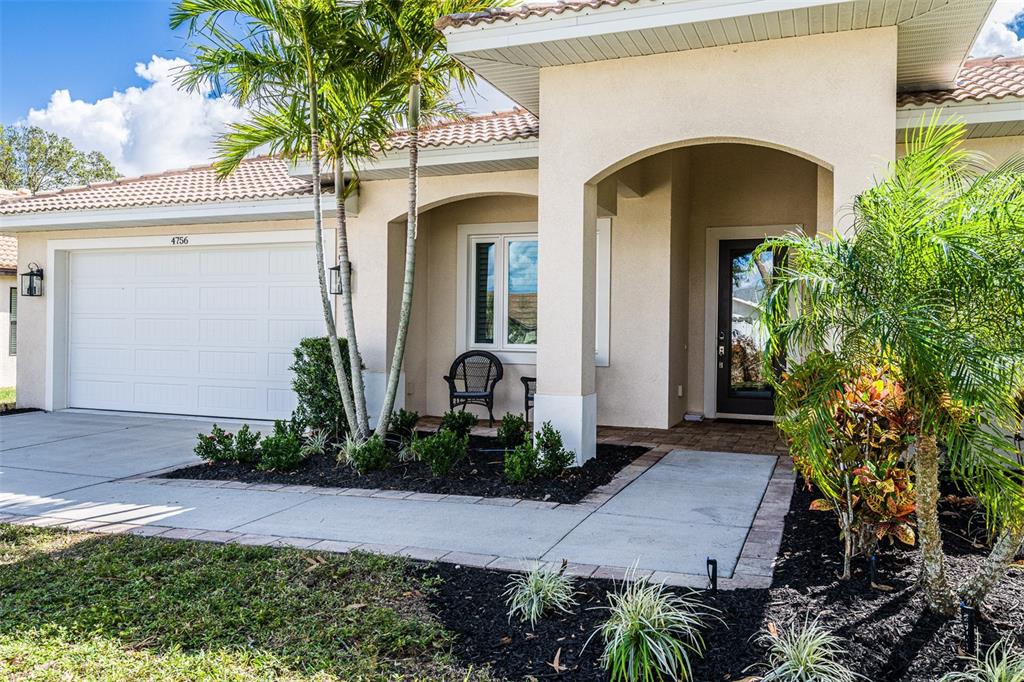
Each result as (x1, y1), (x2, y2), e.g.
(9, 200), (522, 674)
(20, 263), (44, 297)
(328, 262), (352, 296)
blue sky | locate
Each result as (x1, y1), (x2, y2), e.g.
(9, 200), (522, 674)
(1, 1), (191, 123)
(1, 0), (1022, 177)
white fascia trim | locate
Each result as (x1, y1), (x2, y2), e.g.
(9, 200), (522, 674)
(290, 139), (539, 178)
(0, 195), (328, 232)
(896, 98), (1024, 129)
(444, 0), (842, 55)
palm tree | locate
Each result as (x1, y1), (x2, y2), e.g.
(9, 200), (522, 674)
(757, 119), (1024, 615)
(345, 0), (508, 438)
(171, 0), (368, 436)
(211, 61), (405, 440)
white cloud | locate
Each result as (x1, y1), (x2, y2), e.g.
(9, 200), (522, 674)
(972, 0), (1024, 57)
(24, 55), (247, 178)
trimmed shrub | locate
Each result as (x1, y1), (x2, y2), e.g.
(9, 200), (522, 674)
(411, 430), (468, 477)
(194, 424), (235, 463)
(257, 420), (305, 472)
(387, 408), (420, 446)
(505, 441), (538, 484)
(440, 410), (477, 439)
(290, 337), (352, 441)
(535, 421), (574, 477)
(347, 435), (394, 474)
(497, 413), (529, 449)
(233, 424), (261, 464)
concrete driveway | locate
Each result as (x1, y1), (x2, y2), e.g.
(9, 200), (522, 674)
(0, 410), (790, 586)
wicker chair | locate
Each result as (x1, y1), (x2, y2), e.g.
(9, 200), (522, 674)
(522, 376), (536, 421)
(444, 351), (504, 426)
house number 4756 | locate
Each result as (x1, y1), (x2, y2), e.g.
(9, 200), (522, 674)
(170, 236), (189, 245)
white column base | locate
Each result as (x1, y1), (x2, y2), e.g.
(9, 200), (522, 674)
(362, 371), (405, 429)
(533, 392), (597, 466)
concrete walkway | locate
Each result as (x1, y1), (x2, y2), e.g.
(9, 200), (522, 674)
(0, 411), (792, 587)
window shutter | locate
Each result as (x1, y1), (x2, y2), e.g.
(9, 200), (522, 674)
(8, 288), (15, 356)
(473, 242), (495, 344)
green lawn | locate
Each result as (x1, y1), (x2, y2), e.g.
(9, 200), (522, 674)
(0, 386), (14, 404)
(0, 524), (485, 681)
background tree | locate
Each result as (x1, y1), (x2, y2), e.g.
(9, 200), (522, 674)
(758, 119), (1024, 615)
(0, 124), (119, 193)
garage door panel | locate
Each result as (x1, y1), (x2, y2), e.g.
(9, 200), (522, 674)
(75, 287), (131, 312)
(134, 383), (192, 410)
(71, 347), (133, 373)
(72, 317), (132, 343)
(200, 318), (263, 346)
(269, 285), (320, 314)
(268, 319), (322, 346)
(68, 241), (320, 420)
(135, 348), (196, 374)
(198, 385), (259, 412)
(270, 246), (316, 275)
(136, 318), (198, 344)
(199, 350), (258, 377)
(200, 249), (269, 276)
(200, 286), (264, 312)
(70, 379), (131, 407)
(136, 251), (200, 277)
(136, 287), (196, 312)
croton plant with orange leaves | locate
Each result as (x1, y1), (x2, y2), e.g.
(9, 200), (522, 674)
(779, 355), (918, 574)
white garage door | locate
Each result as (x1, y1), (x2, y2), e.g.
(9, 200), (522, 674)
(67, 242), (323, 420)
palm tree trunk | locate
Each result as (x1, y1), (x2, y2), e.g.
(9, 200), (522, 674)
(334, 161), (370, 439)
(915, 433), (959, 615)
(959, 525), (1024, 607)
(306, 74), (358, 436)
(375, 80), (420, 437)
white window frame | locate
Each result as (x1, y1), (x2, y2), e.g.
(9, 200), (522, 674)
(456, 220), (612, 367)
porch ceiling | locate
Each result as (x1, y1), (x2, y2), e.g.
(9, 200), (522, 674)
(441, 0), (997, 114)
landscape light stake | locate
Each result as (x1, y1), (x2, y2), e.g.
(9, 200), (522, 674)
(960, 602), (977, 657)
(869, 553), (878, 585)
(706, 557), (718, 594)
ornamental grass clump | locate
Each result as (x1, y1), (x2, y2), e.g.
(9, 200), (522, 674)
(941, 640), (1024, 682)
(503, 563), (578, 627)
(590, 573), (717, 682)
(753, 618), (863, 682)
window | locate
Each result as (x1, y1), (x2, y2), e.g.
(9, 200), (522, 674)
(8, 287), (15, 356)
(469, 234), (538, 350)
(458, 221), (611, 365)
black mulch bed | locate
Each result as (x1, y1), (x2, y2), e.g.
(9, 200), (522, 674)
(423, 478), (1024, 681)
(161, 433), (649, 504)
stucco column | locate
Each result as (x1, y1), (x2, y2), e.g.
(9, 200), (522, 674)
(534, 181), (598, 464)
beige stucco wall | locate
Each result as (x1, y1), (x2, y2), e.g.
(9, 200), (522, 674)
(0, 273), (15, 388)
(533, 26), (898, 435)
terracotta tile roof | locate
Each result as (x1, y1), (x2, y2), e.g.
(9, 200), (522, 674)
(0, 236), (16, 273)
(0, 156), (312, 216)
(388, 109), (538, 149)
(898, 56), (1024, 106)
(436, 0), (638, 30)
(0, 111), (539, 217)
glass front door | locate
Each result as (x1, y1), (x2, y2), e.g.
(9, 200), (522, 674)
(716, 239), (775, 416)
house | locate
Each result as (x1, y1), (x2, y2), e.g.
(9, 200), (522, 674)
(0, 235), (16, 389)
(2, 0), (1022, 461)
